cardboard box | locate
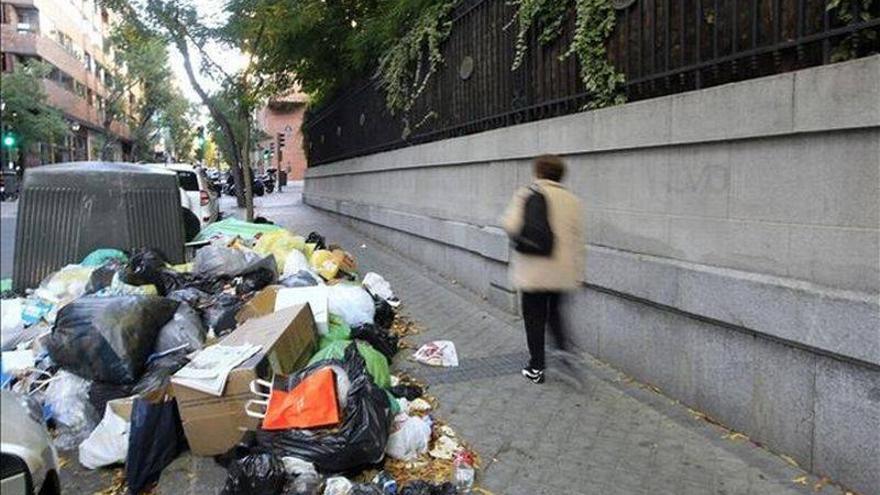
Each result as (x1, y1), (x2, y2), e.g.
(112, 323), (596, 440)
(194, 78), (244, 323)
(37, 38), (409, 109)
(173, 303), (318, 456)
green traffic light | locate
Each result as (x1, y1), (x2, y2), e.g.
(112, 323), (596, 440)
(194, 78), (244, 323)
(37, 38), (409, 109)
(2, 135), (14, 147)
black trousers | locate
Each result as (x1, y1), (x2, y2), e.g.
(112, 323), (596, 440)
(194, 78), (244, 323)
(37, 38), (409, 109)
(521, 291), (571, 370)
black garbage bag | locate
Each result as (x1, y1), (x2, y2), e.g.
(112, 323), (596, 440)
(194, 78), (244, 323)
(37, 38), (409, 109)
(46, 296), (179, 384)
(88, 382), (134, 415)
(351, 484), (384, 495)
(126, 397), (188, 495)
(389, 384), (423, 401)
(371, 294), (395, 330)
(121, 249), (189, 296)
(132, 350), (191, 401)
(84, 259), (123, 294)
(201, 293), (243, 334)
(153, 303), (206, 354)
(399, 481), (457, 495)
(351, 324), (398, 360)
(234, 255), (279, 295)
(255, 345), (392, 473)
(167, 287), (211, 308)
(278, 270), (322, 288)
(305, 232), (326, 250)
(221, 450), (287, 495)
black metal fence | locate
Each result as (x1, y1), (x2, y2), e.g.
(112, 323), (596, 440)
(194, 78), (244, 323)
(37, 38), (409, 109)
(304, 0), (879, 166)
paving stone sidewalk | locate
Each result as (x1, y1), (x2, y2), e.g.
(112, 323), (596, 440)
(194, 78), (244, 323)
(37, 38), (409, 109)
(59, 187), (842, 494)
(247, 188), (840, 495)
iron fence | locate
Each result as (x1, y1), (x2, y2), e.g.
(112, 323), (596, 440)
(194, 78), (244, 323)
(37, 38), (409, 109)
(304, 0), (879, 166)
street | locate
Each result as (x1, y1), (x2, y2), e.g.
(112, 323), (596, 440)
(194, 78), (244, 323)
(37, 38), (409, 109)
(37, 187), (828, 494)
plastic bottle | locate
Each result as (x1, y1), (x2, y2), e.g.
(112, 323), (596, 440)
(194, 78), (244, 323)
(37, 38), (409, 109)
(452, 449), (475, 494)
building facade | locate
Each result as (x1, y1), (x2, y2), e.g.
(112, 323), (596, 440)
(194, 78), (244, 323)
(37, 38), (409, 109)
(1, 0), (134, 166)
(255, 92), (307, 181)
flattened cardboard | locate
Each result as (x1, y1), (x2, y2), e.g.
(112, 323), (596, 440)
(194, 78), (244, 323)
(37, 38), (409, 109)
(173, 303), (317, 455)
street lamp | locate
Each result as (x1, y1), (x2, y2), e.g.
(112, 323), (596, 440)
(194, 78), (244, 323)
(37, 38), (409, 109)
(71, 122), (81, 132)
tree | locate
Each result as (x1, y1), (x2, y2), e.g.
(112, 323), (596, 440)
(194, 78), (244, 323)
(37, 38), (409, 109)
(0, 62), (70, 166)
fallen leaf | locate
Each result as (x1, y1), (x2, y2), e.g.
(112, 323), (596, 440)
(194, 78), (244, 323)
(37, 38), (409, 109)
(722, 432), (748, 442)
(792, 475), (808, 485)
(780, 454), (800, 468)
(812, 476), (831, 491)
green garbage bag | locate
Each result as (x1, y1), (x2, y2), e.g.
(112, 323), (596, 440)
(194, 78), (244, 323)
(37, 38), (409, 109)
(81, 249), (129, 267)
(386, 390), (401, 415)
(193, 218), (283, 242)
(308, 340), (390, 389)
(318, 313), (351, 349)
(0, 278), (11, 294)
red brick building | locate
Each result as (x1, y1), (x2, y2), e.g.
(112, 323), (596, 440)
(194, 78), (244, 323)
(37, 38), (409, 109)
(1, 0), (135, 166)
(255, 92), (308, 181)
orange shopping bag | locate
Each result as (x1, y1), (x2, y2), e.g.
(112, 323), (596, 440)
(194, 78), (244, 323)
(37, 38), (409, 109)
(262, 367), (341, 430)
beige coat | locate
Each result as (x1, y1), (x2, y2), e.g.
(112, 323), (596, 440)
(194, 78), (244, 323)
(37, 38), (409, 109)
(500, 180), (585, 291)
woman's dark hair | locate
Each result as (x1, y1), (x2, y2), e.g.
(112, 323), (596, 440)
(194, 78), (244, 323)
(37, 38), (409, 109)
(533, 154), (566, 182)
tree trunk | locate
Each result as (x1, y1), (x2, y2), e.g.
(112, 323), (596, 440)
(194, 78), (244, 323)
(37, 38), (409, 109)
(174, 36), (249, 209)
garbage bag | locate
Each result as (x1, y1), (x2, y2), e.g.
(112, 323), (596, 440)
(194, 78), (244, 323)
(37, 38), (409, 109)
(279, 270), (323, 288)
(88, 382), (133, 416)
(386, 413), (432, 461)
(193, 245), (261, 279)
(362, 273), (400, 308)
(153, 303), (206, 354)
(44, 371), (99, 450)
(399, 481), (457, 495)
(371, 295), (395, 330)
(351, 324), (398, 360)
(234, 255), (279, 295)
(280, 457), (322, 494)
(221, 450), (287, 495)
(37, 264), (94, 305)
(121, 248), (188, 296)
(389, 384), (423, 401)
(350, 484), (384, 495)
(132, 350), (191, 402)
(308, 340), (390, 389)
(310, 250), (339, 280)
(84, 260), (123, 295)
(254, 230), (306, 273)
(1, 297), (24, 350)
(106, 272), (159, 296)
(201, 293), (243, 334)
(166, 287), (211, 308)
(193, 217), (283, 242)
(81, 249), (128, 267)
(327, 285), (375, 328)
(79, 400), (131, 469)
(318, 314), (351, 349)
(282, 251), (312, 278)
(305, 232), (326, 250)
(45, 296), (179, 384)
(256, 345), (392, 473)
(126, 397), (188, 495)
(262, 367), (341, 431)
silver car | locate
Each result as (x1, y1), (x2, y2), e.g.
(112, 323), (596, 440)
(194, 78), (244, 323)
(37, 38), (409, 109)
(1, 390), (60, 495)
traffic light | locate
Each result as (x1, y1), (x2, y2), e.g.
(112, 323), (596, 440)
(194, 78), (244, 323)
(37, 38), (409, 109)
(196, 126), (205, 147)
(277, 133), (285, 148)
(262, 148), (270, 159)
(2, 134), (15, 148)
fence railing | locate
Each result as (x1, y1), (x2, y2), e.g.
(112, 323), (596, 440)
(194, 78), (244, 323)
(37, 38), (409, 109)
(304, 0), (879, 166)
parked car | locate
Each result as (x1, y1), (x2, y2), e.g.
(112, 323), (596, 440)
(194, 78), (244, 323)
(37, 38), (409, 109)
(147, 164), (220, 226)
(1, 390), (60, 495)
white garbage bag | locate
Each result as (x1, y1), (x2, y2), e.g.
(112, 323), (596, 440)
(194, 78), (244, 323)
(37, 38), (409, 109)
(44, 371), (98, 450)
(362, 272), (400, 308)
(327, 285), (375, 328)
(78, 400), (132, 469)
(323, 476), (353, 495)
(385, 413), (432, 461)
(1, 298), (25, 350)
(413, 341), (459, 367)
(281, 250), (311, 278)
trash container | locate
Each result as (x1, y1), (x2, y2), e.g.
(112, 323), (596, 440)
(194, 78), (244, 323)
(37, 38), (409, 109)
(13, 162), (186, 290)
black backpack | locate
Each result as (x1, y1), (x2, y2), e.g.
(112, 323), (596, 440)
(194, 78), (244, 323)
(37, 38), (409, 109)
(512, 186), (554, 256)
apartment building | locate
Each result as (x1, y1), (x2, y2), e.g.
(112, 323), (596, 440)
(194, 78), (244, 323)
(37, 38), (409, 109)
(1, 0), (136, 166)
(255, 91), (308, 181)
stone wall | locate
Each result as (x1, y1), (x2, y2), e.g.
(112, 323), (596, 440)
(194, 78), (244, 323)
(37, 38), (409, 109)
(304, 56), (880, 494)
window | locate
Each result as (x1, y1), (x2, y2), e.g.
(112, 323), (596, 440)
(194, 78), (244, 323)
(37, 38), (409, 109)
(74, 81), (86, 98)
(87, 88), (94, 106)
(1, 53), (10, 73)
(84, 52), (92, 71)
(176, 171), (200, 191)
(15, 7), (39, 32)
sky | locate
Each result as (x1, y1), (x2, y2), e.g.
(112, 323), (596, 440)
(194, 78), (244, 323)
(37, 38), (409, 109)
(167, 0), (248, 120)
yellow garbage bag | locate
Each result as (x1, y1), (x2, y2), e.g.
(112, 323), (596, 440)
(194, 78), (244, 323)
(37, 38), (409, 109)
(254, 230), (306, 272)
(310, 250), (339, 280)
(303, 242), (318, 260)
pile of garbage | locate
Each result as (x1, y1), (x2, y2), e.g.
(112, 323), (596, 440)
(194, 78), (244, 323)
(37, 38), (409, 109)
(0, 219), (479, 494)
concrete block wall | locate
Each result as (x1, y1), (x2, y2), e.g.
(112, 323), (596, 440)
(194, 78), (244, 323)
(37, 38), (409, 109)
(305, 56), (880, 494)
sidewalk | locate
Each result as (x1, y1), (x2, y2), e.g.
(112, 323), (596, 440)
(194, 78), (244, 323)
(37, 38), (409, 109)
(57, 187), (833, 494)
(235, 188), (827, 495)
